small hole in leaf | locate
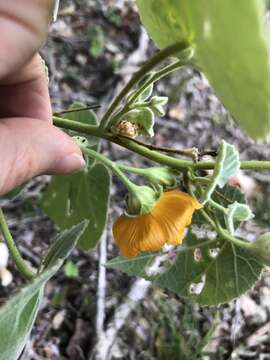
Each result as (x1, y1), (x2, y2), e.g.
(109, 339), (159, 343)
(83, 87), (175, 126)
(209, 248), (220, 258)
(194, 248), (203, 262)
(189, 275), (205, 295)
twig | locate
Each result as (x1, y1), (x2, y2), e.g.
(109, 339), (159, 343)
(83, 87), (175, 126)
(53, 116), (270, 172)
(53, 105), (100, 116)
(96, 230), (108, 337)
(117, 134), (199, 161)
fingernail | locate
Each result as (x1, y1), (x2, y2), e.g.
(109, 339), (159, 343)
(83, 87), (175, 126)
(57, 153), (86, 173)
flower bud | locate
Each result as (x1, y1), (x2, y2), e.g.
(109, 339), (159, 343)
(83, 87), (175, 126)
(141, 167), (178, 189)
(126, 185), (161, 216)
(249, 233), (270, 266)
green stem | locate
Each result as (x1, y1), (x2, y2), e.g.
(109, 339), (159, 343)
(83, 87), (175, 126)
(99, 41), (190, 129)
(80, 146), (134, 192)
(199, 209), (217, 230)
(186, 181), (251, 250)
(178, 238), (217, 254)
(199, 208), (251, 249)
(193, 177), (212, 185)
(128, 60), (186, 105)
(208, 199), (228, 215)
(105, 60), (188, 128)
(53, 117), (270, 172)
(117, 163), (149, 176)
(217, 225), (252, 249)
(0, 208), (35, 280)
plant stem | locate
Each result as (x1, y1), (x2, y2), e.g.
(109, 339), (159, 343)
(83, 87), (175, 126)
(80, 146), (135, 192)
(117, 135), (199, 160)
(108, 60), (188, 127)
(178, 238), (217, 254)
(104, 59), (190, 128)
(198, 208), (252, 249)
(53, 117), (270, 172)
(0, 208), (35, 280)
(208, 199), (228, 215)
(128, 60), (187, 105)
(99, 41), (190, 129)
(217, 225), (252, 249)
(117, 163), (147, 175)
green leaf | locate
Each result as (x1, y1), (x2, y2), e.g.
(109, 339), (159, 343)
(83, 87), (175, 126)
(227, 202), (254, 223)
(137, 0), (270, 140)
(42, 163), (111, 250)
(150, 96), (168, 117)
(64, 102), (99, 147)
(64, 260), (79, 278)
(227, 202), (254, 234)
(194, 184), (246, 228)
(0, 222), (86, 360)
(210, 184), (246, 230)
(202, 141), (240, 203)
(136, 0), (190, 49)
(108, 232), (263, 306)
(158, 236), (263, 306)
(135, 72), (155, 102)
(107, 252), (157, 279)
(41, 221), (88, 270)
(139, 84), (154, 102)
(0, 263), (60, 360)
(126, 108), (155, 137)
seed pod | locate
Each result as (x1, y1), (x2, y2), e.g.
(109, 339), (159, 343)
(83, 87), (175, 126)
(113, 120), (139, 138)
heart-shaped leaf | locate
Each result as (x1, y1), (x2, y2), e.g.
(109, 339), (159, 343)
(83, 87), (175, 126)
(42, 163), (111, 250)
(137, 0), (270, 140)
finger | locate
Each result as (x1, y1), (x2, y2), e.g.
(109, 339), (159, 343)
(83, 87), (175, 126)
(0, 118), (85, 196)
(0, 0), (54, 79)
(0, 55), (51, 121)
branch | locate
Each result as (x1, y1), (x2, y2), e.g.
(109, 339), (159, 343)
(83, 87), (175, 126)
(0, 208), (35, 280)
(53, 105), (101, 116)
(96, 230), (107, 338)
(53, 117), (270, 172)
(116, 134), (199, 161)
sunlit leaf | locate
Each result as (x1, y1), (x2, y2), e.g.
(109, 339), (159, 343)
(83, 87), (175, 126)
(202, 141), (240, 203)
(137, 0), (270, 140)
(227, 202), (254, 223)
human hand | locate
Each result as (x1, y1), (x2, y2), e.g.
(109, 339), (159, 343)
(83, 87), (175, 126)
(0, 1), (85, 196)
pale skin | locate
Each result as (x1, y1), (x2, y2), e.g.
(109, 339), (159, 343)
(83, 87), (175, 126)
(0, 0), (85, 196)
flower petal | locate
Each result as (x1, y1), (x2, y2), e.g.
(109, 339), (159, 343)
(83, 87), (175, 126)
(113, 213), (166, 257)
(152, 191), (202, 245)
(113, 190), (202, 257)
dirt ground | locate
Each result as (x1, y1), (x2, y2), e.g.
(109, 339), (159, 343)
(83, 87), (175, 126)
(1, 1), (270, 359)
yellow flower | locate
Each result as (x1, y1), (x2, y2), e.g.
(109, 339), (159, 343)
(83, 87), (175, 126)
(113, 190), (202, 258)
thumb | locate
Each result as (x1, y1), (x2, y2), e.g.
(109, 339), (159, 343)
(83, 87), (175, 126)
(0, 118), (85, 196)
